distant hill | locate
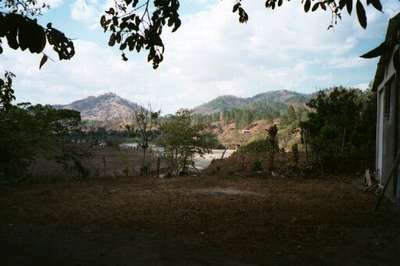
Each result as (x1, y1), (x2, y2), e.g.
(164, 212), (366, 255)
(53, 90), (311, 130)
(250, 90), (310, 106)
(193, 95), (250, 115)
(192, 90), (312, 149)
(193, 90), (311, 115)
(54, 93), (142, 129)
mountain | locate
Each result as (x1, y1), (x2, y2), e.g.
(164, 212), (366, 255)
(250, 90), (310, 106)
(193, 90), (311, 115)
(54, 92), (142, 129)
(193, 95), (250, 115)
(53, 90), (310, 130)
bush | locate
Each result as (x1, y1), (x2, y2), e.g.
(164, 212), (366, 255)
(291, 143), (299, 166)
(238, 139), (270, 155)
(252, 160), (263, 172)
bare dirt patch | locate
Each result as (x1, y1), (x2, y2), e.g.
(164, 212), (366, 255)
(192, 187), (265, 197)
(0, 175), (399, 265)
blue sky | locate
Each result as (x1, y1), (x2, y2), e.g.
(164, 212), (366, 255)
(1, 0), (399, 113)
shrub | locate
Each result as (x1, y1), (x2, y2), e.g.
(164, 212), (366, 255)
(252, 160), (263, 172)
(291, 143), (299, 166)
(238, 139), (270, 155)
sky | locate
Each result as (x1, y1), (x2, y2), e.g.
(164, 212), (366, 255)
(0, 0), (399, 114)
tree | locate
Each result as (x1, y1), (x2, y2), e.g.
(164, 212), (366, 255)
(0, 1), (75, 65)
(266, 124), (279, 170)
(35, 105), (89, 178)
(0, 1), (75, 105)
(132, 105), (160, 175)
(158, 109), (217, 176)
(0, 71), (15, 111)
(300, 87), (376, 172)
(0, 102), (82, 182)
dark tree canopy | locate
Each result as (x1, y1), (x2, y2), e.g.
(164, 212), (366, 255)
(0, 0), (75, 68)
(0, 0), (387, 70)
(0, 102), (82, 181)
(0, 71), (15, 112)
(101, 0), (181, 69)
(300, 87), (376, 172)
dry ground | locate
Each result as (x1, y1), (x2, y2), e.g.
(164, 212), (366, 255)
(1, 175), (399, 266)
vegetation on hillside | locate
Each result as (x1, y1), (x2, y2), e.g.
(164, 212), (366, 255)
(193, 96), (308, 150)
(193, 90), (310, 121)
(219, 86), (376, 176)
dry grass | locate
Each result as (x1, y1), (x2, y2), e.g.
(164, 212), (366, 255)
(0, 174), (399, 265)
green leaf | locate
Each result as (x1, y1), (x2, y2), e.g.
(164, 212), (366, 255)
(312, 3), (319, 12)
(339, 0), (346, 9)
(356, 0), (367, 29)
(232, 3), (240, 13)
(172, 18), (181, 32)
(367, 0), (382, 12)
(108, 33), (116, 46)
(100, 15), (106, 28)
(106, 8), (115, 15)
(39, 54), (48, 69)
(304, 0), (311, 12)
(346, 0), (353, 14)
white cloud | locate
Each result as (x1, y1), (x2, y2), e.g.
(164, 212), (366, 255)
(353, 82), (370, 90)
(0, 0), (398, 114)
(70, 0), (102, 29)
(326, 57), (368, 69)
(70, 0), (114, 29)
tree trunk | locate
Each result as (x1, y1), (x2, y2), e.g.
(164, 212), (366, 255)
(221, 148), (227, 159)
(304, 131), (308, 162)
(181, 152), (188, 175)
(141, 147), (147, 176)
(341, 128), (347, 154)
